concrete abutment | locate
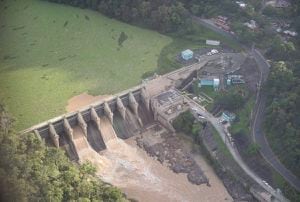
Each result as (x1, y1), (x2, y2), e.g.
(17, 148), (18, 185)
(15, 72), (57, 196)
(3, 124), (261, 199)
(77, 112), (87, 136)
(116, 97), (126, 120)
(104, 102), (114, 123)
(49, 123), (59, 148)
(63, 117), (73, 140)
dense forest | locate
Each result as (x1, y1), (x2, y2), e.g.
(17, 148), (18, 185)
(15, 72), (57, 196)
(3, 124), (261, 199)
(264, 1), (300, 178)
(0, 105), (126, 201)
(265, 61), (300, 178)
(46, 0), (239, 33)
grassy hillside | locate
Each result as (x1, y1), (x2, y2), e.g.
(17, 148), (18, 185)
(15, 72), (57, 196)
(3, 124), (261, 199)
(0, 0), (171, 130)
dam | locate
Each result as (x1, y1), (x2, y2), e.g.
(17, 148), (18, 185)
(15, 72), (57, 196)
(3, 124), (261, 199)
(26, 86), (157, 161)
(20, 52), (284, 201)
(22, 55), (208, 160)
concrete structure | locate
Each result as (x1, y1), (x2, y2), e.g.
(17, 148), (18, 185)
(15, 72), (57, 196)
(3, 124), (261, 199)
(63, 117), (73, 140)
(22, 86), (147, 143)
(91, 107), (101, 132)
(181, 49), (194, 60)
(116, 97), (126, 119)
(129, 92), (139, 115)
(104, 102), (113, 123)
(227, 75), (245, 85)
(77, 112), (87, 136)
(206, 40), (220, 46)
(141, 87), (150, 110)
(151, 90), (189, 132)
(221, 111), (236, 123)
(49, 123), (59, 148)
(199, 76), (220, 89)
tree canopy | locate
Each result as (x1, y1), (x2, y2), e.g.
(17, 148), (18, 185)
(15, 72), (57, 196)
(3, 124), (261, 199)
(264, 62), (300, 178)
(0, 105), (126, 202)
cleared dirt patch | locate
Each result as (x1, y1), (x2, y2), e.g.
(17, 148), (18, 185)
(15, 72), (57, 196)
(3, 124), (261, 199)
(66, 93), (112, 112)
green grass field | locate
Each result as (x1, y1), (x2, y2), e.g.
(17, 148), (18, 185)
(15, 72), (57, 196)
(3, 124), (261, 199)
(0, 0), (239, 130)
(0, 0), (172, 130)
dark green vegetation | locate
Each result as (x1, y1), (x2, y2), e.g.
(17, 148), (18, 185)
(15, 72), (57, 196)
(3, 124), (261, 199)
(215, 88), (246, 112)
(229, 97), (254, 137)
(172, 111), (202, 139)
(272, 170), (300, 202)
(213, 85), (249, 113)
(47, 0), (243, 33)
(48, 0), (242, 75)
(172, 111), (230, 158)
(0, 105), (126, 201)
(48, 0), (189, 33)
(261, 1), (300, 181)
(265, 62), (300, 179)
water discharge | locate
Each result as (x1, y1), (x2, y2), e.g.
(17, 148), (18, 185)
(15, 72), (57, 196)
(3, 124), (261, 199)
(72, 117), (232, 201)
(72, 126), (111, 171)
(66, 93), (232, 201)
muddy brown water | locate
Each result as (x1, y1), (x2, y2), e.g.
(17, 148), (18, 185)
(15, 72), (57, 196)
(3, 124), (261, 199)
(113, 109), (141, 139)
(66, 94), (232, 201)
(99, 136), (233, 202)
(87, 122), (106, 152)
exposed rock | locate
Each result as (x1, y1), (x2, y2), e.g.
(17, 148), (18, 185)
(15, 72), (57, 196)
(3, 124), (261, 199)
(136, 130), (208, 185)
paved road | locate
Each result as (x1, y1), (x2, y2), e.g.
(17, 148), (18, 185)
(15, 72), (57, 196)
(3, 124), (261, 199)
(251, 50), (300, 192)
(195, 17), (300, 192)
(184, 95), (288, 202)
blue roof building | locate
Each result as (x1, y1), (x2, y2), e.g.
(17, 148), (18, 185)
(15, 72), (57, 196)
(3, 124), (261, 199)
(181, 49), (194, 60)
(221, 111), (236, 122)
(199, 76), (220, 90)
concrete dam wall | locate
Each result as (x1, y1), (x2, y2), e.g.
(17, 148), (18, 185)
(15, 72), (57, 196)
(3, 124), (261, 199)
(26, 87), (153, 161)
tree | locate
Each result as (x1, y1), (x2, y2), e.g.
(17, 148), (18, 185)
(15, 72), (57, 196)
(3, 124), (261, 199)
(264, 61), (300, 179)
(0, 105), (126, 202)
(216, 91), (245, 111)
(246, 143), (260, 156)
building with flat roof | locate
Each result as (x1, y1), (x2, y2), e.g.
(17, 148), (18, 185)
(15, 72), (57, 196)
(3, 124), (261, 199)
(221, 111), (236, 123)
(206, 40), (220, 46)
(199, 76), (220, 90)
(181, 49), (194, 60)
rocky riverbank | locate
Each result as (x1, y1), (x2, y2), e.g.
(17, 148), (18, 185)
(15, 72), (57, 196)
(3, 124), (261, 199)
(136, 125), (208, 185)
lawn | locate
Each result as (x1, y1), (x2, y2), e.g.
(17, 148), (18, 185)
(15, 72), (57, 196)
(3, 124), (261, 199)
(0, 0), (171, 130)
(0, 0), (241, 130)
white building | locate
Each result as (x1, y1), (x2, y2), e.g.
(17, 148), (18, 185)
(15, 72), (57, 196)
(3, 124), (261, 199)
(206, 40), (220, 46)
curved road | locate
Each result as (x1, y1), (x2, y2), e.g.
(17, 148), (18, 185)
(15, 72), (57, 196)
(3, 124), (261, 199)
(251, 50), (300, 191)
(185, 96), (288, 202)
(195, 17), (300, 192)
